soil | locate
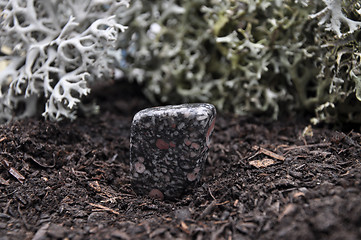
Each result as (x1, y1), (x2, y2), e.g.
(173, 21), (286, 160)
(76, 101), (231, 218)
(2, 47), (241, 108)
(1, 81), (361, 240)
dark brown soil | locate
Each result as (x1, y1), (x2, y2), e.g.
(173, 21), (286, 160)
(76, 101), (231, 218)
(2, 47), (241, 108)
(1, 81), (361, 240)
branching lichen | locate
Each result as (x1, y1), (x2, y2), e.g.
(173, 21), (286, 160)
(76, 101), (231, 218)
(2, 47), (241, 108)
(309, 1), (361, 124)
(1, 0), (360, 124)
(0, 0), (129, 122)
(310, 0), (361, 37)
(118, 0), (361, 124)
(117, 0), (314, 118)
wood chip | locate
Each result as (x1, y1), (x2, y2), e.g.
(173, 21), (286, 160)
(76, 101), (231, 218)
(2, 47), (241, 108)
(9, 167), (25, 183)
(197, 200), (217, 220)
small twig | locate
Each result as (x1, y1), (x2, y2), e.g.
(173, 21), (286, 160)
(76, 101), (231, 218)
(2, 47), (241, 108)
(89, 203), (120, 215)
(101, 196), (122, 204)
(208, 187), (216, 201)
(235, 150), (246, 166)
(251, 146), (285, 161)
(197, 188), (231, 221)
(197, 200), (217, 220)
(246, 151), (261, 161)
(3, 199), (12, 214)
(216, 201), (230, 206)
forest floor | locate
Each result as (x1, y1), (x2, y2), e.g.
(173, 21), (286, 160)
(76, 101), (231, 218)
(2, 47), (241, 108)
(0, 81), (361, 240)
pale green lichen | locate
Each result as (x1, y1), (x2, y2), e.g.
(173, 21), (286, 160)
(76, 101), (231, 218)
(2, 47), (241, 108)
(310, 0), (361, 37)
(310, 1), (361, 124)
(118, 0), (361, 124)
(0, 0), (129, 122)
(1, 0), (360, 124)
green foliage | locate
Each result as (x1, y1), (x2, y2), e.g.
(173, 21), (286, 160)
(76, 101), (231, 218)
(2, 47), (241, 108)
(119, 0), (361, 124)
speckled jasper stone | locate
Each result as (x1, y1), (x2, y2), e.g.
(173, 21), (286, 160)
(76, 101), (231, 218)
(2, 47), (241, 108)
(130, 103), (216, 200)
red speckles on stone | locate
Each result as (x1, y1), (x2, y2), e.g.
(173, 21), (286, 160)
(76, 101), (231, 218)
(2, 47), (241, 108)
(187, 172), (197, 181)
(156, 139), (169, 149)
(187, 168), (200, 182)
(191, 142), (200, 150)
(184, 138), (192, 146)
(156, 139), (176, 149)
(130, 103), (216, 200)
(149, 189), (164, 200)
(134, 162), (146, 173)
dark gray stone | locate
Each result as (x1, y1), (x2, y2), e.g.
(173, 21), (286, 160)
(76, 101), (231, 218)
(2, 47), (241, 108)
(130, 103), (216, 200)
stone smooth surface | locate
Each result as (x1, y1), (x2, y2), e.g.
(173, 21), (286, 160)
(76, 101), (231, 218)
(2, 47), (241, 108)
(130, 103), (216, 200)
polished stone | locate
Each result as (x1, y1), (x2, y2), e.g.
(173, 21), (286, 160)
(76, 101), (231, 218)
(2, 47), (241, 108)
(130, 103), (216, 200)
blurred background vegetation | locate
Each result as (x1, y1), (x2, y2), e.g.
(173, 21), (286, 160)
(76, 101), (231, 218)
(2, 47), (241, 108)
(1, 0), (361, 125)
(117, 0), (361, 125)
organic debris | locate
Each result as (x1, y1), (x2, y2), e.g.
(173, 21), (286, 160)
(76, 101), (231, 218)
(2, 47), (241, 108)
(0, 82), (361, 239)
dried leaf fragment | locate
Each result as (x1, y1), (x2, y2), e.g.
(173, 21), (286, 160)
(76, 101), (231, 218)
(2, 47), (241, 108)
(249, 158), (276, 168)
(180, 221), (190, 234)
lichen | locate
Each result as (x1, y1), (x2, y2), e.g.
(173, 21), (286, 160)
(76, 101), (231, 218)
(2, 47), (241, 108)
(118, 0), (361, 124)
(1, 0), (360, 124)
(310, 0), (361, 37)
(0, 0), (129, 122)
(117, 0), (311, 118)
(309, 1), (361, 124)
